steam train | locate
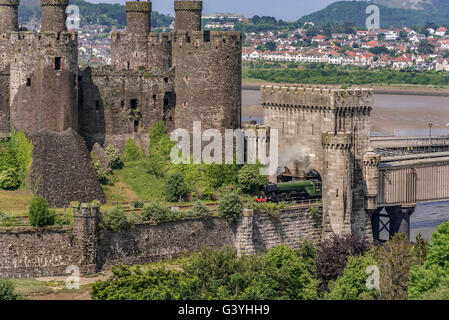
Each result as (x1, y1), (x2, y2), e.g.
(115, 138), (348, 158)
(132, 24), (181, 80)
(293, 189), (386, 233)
(256, 179), (322, 203)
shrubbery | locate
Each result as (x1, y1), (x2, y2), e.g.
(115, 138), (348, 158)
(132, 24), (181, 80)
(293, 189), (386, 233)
(105, 145), (123, 169)
(100, 207), (133, 232)
(91, 245), (319, 300)
(237, 164), (267, 194)
(28, 196), (56, 227)
(122, 139), (144, 163)
(218, 193), (243, 223)
(0, 279), (18, 300)
(409, 222), (449, 299)
(315, 234), (370, 294)
(164, 173), (188, 202)
(142, 202), (176, 224)
(0, 130), (33, 190)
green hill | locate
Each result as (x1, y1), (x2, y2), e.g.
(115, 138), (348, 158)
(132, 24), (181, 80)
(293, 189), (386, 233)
(18, 0), (173, 28)
(297, 0), (449, 28)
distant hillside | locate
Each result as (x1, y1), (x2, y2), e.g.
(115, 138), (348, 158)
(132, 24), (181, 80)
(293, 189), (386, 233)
(297, 0), (449, 28)
(18, 0), (173, 28)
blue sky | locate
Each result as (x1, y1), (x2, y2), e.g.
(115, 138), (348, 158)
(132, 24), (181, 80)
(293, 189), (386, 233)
(86, 0), (348, 21)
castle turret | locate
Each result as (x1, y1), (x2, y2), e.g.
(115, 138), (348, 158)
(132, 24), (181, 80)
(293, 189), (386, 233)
(174, 0), (202, 31)
(126, 1), (151, 35)
(173, 31), (242, 133)
(9, 31), (79, 133)
(0, 0), (19, 34)
(363, 148), (381, 211)
(322, 132), (353, 238)
(41, 0), (68, 33)
(111, 1), (151, 70)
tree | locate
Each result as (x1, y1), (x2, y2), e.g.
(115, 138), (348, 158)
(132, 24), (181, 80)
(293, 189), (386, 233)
(99, 207), (132, 232)
(315, 234), (370, 294)
(418, 40), (435, 55)
(28, 196), (56, 227)
(325, 254), (379, 300)
(265, 41), (277, 52)
(218, 193), (243, 223)
(122, 139), (144, 163)
(237, 164), (266, 194)
(105, 145), (123, 169)
(164, 173), (189, 202)
(409, 222), (449, 299)
(376, 233), (413, 300)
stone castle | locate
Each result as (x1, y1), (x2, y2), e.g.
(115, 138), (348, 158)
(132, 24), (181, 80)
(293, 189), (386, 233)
(0, 0), (242, 206)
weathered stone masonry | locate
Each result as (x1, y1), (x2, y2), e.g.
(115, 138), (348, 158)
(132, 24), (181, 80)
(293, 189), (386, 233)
(0, 0), (242, 206)
(0, 204), (322, 278)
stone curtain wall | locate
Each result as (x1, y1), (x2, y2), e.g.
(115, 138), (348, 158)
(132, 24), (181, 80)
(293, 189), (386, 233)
(0, 205), (322, 278)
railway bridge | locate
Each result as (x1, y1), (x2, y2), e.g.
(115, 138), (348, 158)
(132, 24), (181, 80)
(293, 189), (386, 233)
(367, 144), (449, 241)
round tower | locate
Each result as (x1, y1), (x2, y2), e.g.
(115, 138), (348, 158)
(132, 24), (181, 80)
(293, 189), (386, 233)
(322, 132), (353, 238)
(148, 32), (172, 74)
(174, 0), (202, 31)
(9, 31), (79, 134)
(126, 1), (151, 35)
(41, 0), (69, 33)
(0, 0), (19, 34)
(363, 148), (381, 211)
(173, 31), (242, 133)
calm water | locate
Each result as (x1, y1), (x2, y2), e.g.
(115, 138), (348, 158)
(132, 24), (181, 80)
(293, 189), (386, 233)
(242, 89), (449, 240)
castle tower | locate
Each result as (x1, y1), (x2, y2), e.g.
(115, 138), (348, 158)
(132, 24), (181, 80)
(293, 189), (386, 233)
(111, 1), (151, 70)
(0, 0), (18, 134)
(174, 0), (202, 31)
(173, 31), (242, 133)
(41, 0), (68, 33)
(0, 0), (19, 34)
(322, 132), (353, 238)
(9, 30), (79, 133)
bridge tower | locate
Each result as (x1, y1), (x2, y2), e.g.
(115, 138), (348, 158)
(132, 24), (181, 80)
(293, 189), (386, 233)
(322, 132), (353, 238)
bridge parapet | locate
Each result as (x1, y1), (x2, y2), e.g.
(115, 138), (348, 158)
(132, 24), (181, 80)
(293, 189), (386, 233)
(261, 84), (373, 110)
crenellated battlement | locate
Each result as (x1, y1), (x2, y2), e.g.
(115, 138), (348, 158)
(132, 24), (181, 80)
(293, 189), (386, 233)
(174, 31), (242, 50)
(322, 132), (352, 150)
(148, 32), (172, 43)
(363, 149), (381, 166)
(9, 31), (77, 50)
(125, 1), (151, 12)
(40, 0), (68, 6)
(174, 0), (202, 11)
(261, 84), (373, 110)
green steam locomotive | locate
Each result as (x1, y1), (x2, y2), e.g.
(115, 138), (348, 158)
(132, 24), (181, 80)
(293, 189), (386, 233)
(256, 179), (322, 203)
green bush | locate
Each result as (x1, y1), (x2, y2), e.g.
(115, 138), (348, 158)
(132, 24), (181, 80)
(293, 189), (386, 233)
(142, 202), (176, 224)
(100, 207), (132, 232)
(91, 152), (112, 185)
(164, 173), (189, 202)
(105, 145), (123, 169)
(0, 168), (20, 189)
(0, 130), (33, 190)
(237, 164), (266, 194)
(0, 279), (18, 300)
(409, 222), (449, 299)
(218, 193), (243, 223)
(122, 139), (144, 163)
(28, 196), (56, 227)
(132, 200), (144, 209)
(191, 201), (212, 219)
(91, 245), (320, 300)
(325, 254), (379, 300)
